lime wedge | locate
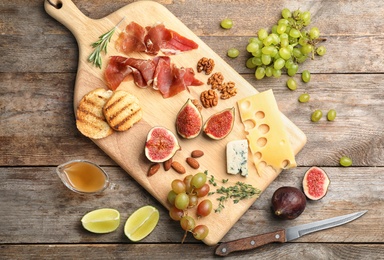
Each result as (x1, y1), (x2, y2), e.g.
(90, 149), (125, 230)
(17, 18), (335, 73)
(81, 208), (120, 234)
(124, 205), (160, 241)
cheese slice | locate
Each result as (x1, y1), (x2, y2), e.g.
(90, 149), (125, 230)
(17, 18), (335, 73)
(226, 139), (248, 177)
(237, 89), (296, 175)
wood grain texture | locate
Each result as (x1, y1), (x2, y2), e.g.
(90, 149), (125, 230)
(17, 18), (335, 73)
(1, 0), (384, 258)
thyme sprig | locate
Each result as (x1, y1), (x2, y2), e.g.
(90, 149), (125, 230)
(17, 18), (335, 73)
(208, 175), (261, 213)
(88, 17), (126, 69)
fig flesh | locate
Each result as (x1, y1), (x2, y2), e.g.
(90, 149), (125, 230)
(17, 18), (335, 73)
(271, 186), (306, 220)
(302, 166), (330, 200)
(176, 99), (203, 139)
(144, 126), (180, 163)
(203, 107), (235, 140)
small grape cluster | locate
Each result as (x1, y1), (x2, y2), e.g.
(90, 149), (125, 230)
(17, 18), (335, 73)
(167, 171), (212, 242)
(245, 8), (326, 85)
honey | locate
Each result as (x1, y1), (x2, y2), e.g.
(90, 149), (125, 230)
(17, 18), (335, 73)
(57, 160), (108, 194)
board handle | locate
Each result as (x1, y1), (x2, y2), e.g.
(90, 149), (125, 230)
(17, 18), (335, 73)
(44, 0), (91, 36)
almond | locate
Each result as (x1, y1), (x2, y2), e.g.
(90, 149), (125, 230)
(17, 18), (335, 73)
(186, 157), (199, 169)
(163, 158), (173, 171)
(147, 163), (160, 176)
(171, 161), (186, 174)
(191, 150), (204, 158)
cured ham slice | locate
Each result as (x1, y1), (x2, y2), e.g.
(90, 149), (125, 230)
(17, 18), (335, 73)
(116, 22), (147, 54)
(105, 56), (203, 98)
(116, 22), (198, 55)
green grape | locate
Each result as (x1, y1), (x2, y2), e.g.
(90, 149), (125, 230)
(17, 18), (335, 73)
(289, 28), (301, 38)
(227, 48), (240, 58)
(281, 8), (292, 19)
(258, 28), (268, 40)
(195, 183), (210, 197)
(309, 27), (320, 39)
(278, 18), (289, 26)
(262, 46), (276, 55)
(169, 206), (184, 221)
(298, 36), (308, 46)
(298, 93), (310, 103)
(263, 35), (273, 46)
(280, 38), (289, 48)
(311, 109), (323, 122)
(246, 57), (257, 69)
(279, 47), (291, 60)
(271, 25), (278, 34)
(274, 58), (285, 70)
(289, 36), (298, 44)
(197, 199), (213, 217)
(273, 69), (282, 78)
(301, 70), (311, 83)
(301, 44), (313, 55)
(296, 55), (307, 63)
(252, 48), (262, 57)
(246, 42), (259, 53)
(220, 18), (233, 29)
(339, 156), (352, 167)
(180, 216), (195, 231)
(293, 10), (302, 20)
(191, 172), (207, 189)
(255, 66), (265, 79)
(167, 190), (177, 205)
(171, 179), (186, 194)
(285, 59), (295, 69)
(277, 24), (287, 34)
(316, 46), (326, 56)
(174, 192), (189, 210)
(327, 109), (337, 121)
(292, 48), (302, 58)
(248, 37), (259, 43)
(192, 225), (209, 240)
(301, 11), (311, 23)
(287, 64), (298, 76)
(265, 66), (273, 77)
(252, 57), (263, 66)
(188, 194), (198, 208)
(286, 78), (297, 90)
(261, 54), (272, 65)
(279, 33), (289, 40)
(270, 33), (280, 44)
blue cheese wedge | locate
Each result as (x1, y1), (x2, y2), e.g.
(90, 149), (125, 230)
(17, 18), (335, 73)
(226, 139), (248, 177)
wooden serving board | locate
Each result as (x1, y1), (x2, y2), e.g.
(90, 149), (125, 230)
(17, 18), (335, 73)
(45, 0), (307, 245)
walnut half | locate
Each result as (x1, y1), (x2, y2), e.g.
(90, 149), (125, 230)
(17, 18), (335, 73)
(200, 89), (218, 108)
(197, 57), (215, 75)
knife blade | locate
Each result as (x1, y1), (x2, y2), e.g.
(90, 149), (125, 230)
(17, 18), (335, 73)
(215, 210), (367, 256)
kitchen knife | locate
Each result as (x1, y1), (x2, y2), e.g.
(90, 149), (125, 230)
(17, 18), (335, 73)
(215, 210), (367, 256)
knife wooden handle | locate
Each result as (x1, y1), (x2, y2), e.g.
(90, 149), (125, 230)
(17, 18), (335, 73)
(215, 229), (286, 256)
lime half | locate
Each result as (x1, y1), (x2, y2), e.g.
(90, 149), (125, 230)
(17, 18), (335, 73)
(81, 208), (120, 234)
(124, 205), (160, 241)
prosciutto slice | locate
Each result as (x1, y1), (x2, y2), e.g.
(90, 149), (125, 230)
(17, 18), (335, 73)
(116, 22), (198, 56)
(105, 56), (203, 98)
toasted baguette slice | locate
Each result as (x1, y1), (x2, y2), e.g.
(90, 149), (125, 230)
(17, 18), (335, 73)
(103, 90), (143, 131)
(76, 88), (114, 139)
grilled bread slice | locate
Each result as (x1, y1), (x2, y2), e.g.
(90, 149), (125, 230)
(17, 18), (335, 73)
(103, 90), (143, 131)
(76, 88), (114, 139)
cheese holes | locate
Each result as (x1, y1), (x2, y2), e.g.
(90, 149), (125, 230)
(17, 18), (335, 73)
(257, 137), (267, 147)
(239, 100), (251, 110)
(243, 119), (256, 132)
(255, 111), (265, 119)
(258, 124), (270, 134)
(281, 160), (290, 169)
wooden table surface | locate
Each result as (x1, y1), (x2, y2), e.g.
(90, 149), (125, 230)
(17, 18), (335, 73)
(1, 0), (383, 259)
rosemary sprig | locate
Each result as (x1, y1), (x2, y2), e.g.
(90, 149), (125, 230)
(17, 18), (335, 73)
(208, 175), (261, 213)
(88, 17), (126, 69)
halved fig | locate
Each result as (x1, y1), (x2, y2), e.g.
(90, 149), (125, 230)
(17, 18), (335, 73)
(203, 107), (235, 140)
(144, 126), (181, 163)
(176, 99), (203, 139)
(302, 166), (330, 200)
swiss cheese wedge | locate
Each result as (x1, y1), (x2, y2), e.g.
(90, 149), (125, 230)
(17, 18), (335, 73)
(237, 89), (296, 175)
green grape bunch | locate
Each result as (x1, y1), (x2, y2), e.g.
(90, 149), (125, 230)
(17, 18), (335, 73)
(245, 8), (326, 81)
